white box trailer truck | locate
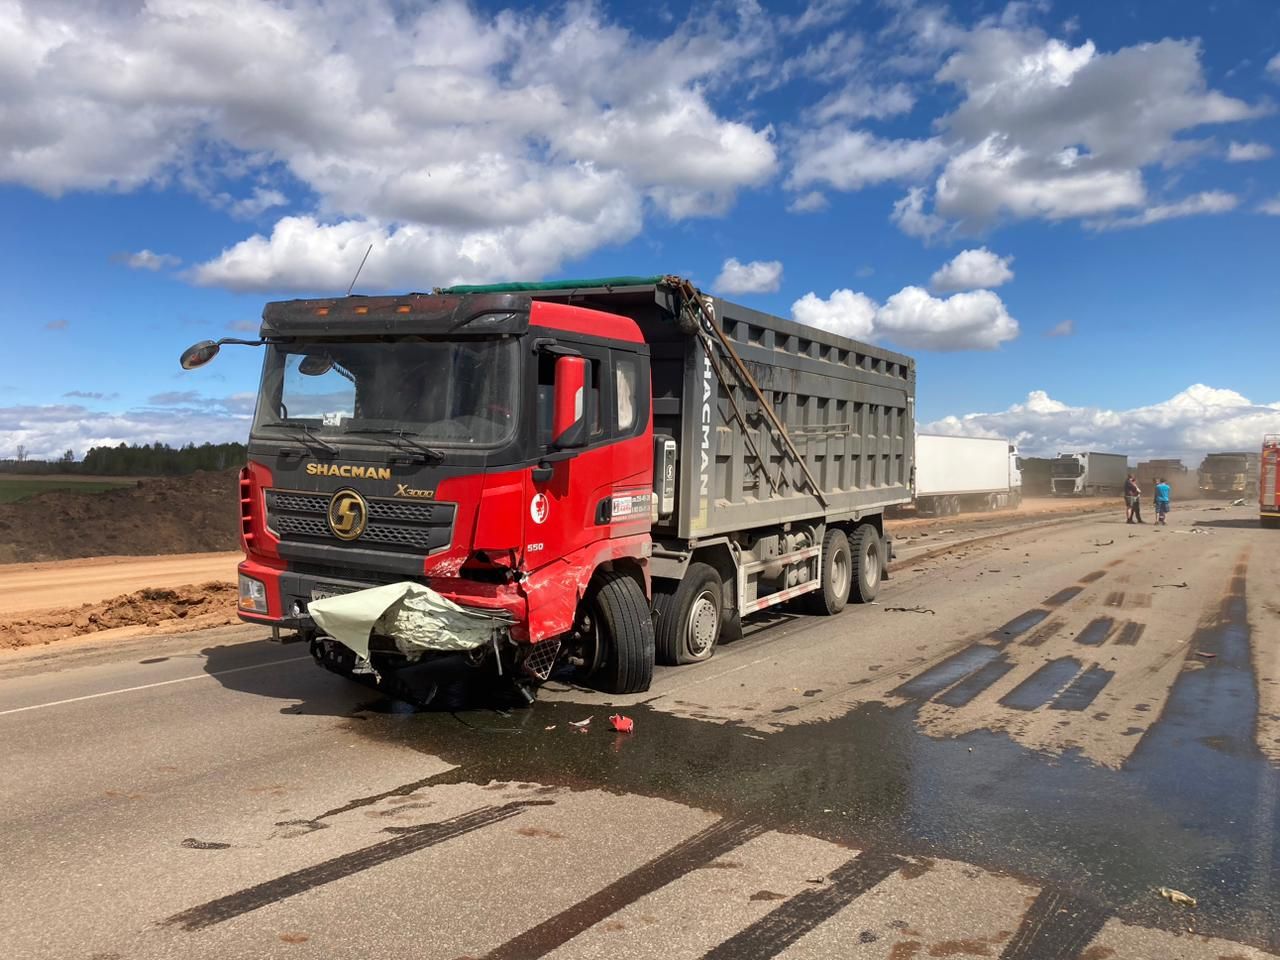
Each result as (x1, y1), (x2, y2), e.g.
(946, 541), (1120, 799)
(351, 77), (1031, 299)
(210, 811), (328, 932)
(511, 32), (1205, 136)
(914, 434), (1021, 516)
(1050, 451), (1128, 496)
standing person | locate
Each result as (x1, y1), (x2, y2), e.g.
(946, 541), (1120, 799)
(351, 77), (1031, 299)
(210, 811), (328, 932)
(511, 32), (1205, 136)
(1124, 474), (1144, 524)
(1154, 477), (1171, 526)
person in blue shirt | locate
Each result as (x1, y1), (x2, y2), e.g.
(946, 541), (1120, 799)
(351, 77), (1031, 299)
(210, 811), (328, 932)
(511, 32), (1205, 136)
(1154, 477), (1171, 525)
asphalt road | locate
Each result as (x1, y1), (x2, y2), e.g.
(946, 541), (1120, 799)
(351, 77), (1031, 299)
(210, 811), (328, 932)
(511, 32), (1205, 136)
(1, 502), (1277, 960)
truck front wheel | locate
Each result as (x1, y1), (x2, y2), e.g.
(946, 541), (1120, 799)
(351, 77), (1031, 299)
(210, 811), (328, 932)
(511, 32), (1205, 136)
(654, 563), (722, 664)
(585, 571), (654, 694)
(804, 528), (851, 616)
(850, 524), (883, 604)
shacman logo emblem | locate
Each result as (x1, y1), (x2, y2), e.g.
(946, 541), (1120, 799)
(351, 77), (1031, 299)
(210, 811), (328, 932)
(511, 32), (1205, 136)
(327, 488), (368, 541)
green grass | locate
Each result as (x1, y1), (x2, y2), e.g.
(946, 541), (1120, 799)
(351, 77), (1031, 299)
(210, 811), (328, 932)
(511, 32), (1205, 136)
(0, 477), (135, 504)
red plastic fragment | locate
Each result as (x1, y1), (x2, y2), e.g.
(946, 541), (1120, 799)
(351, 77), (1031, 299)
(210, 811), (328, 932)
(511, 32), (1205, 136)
(609, 714), (634, 734)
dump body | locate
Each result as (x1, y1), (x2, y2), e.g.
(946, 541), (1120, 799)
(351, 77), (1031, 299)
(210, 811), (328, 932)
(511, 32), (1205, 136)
(1050, 452), (1127, 496)
(1262, 437), (1280, 527)
(914, 435), (1019, 515)
(1198, 452), (1260, 497)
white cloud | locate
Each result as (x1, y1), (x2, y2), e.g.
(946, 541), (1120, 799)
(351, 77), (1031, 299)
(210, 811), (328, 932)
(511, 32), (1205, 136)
(926, 384), (1280, 459)
(1045, 319), (1075, 337)
(810, 82), (916, 123)
(714, 258), (783, 295)
(891, 187), (945, 239)
(787, 130), (946, 192)
(788, 190), (829, 213)
(1268, 53), (1280, 76)
(0, 0), (776, 291)
(0, 399), (252, 461)
(1226, 140), (1273, 162)
(856, 22), (1264, 234)
(791, 285), (1019, 351)
(791, 289), (878, 341)
(119, 249), (181, 271)
(1261, 196), (1280, 215)
(228, 187), (288, 219)
(929, 247), (1014, 292)
(1087, 190), (1238, 230)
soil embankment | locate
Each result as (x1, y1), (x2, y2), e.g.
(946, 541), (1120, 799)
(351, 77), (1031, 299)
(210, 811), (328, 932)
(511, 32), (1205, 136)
(0, 469), (239, 564)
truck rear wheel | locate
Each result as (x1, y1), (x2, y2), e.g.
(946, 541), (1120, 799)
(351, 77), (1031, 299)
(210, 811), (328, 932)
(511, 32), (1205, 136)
(586, 571), (654, 694)
(850, 524), (883, 604)
(654, 563), (723, 664)
(804, 528), (851, 616)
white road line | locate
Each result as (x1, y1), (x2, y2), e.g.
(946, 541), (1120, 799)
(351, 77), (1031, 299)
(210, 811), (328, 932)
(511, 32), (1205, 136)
(0, 655), (311, 717)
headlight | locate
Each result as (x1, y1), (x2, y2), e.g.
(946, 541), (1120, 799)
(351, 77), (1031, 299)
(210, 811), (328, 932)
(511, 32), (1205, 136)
(238, 574), (268, 613)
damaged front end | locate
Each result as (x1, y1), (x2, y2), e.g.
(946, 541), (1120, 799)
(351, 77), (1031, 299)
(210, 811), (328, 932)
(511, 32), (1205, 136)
(307, 582), (559, 707)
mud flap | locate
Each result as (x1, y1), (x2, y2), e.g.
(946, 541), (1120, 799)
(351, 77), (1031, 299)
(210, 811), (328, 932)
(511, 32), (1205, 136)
(881, 533), (894, 581)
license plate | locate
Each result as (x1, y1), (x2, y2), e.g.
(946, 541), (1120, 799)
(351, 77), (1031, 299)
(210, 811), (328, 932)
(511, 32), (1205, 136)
(311, 583), (356, 602)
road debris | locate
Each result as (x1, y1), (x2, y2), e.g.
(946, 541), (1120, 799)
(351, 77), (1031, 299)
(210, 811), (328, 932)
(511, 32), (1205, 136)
(1153, 582), (1189, 589)
(609, 714), (634, 734)
(1158, 887), (1197, 907)
(1094, 539), (1114, 546)
(1196, 651), (1216, 659)
(544, 725), (557, 731)
(884, 606), (936, 615)
(180, 838), (231, 850)
(1231, 498), (1245, 506)
(569, 716), (594, 728)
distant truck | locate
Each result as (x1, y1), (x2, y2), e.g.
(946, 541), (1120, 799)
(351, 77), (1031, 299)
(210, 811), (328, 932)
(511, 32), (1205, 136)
(179, 275), (915, 704)
(1016, 456), (1055, 497)
(914, 435), (1021, 516)
(1198, 452), (1259, 498)
(1261, 437), (1279, 528)
(1050, 452), (1127, 496)
(1135, 459), (1194, 500)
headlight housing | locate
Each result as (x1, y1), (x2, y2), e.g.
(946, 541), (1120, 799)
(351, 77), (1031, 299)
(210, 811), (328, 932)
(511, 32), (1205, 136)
(238, 574), (268, 613)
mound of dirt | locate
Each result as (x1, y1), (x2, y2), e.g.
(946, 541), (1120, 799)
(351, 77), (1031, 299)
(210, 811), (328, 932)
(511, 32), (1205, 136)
(0, 470), (239, 563)
(0, 582), (239, 649)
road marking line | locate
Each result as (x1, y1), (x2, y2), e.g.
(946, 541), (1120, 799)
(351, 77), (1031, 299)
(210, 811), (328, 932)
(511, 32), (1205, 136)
(0, 655), (310, 717)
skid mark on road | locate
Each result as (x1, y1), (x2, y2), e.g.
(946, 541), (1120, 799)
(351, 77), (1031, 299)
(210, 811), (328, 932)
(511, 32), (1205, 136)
(935, 656), (1017, 708)
(1079, 571), (1107, 584)
(1050, 667), (1115, 712)
(999, 658), (1084, 711)
(1074, 617), (1116, 646)
(1112, 622), (1145, 646)
(1044, 587), (1083, 607)
(998, 888), (1110, 960)
(165, 802), (540, 931)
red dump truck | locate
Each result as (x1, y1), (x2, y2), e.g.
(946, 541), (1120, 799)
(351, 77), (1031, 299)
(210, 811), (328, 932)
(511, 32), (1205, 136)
(1262, 436), (1280, 529)
(180, 276), (915, 703)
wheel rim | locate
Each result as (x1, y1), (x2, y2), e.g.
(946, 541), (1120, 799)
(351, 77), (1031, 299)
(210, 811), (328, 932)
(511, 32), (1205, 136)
(686, 590), (720, 657)
(832, 547), (851, 599)
(863, 539), (881, 590)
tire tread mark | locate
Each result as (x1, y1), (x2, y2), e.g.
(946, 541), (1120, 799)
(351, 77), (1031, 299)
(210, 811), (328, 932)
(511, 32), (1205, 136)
(999, 887), (1109, 960)
(701, 851), (904, 960)
(485, 817), (766, 960)
(163, 802), (532, 931)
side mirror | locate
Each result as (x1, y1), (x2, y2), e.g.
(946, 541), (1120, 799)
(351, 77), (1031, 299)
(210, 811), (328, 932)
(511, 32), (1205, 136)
(298, 354), (335, 376)
(179, 340), (220, 369)
(551, 355), (589, 450)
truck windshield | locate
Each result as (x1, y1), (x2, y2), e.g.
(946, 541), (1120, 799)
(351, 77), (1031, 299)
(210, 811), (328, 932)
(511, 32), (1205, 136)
(1052, 459), (1082, 477)
(253, 338), (518, 448)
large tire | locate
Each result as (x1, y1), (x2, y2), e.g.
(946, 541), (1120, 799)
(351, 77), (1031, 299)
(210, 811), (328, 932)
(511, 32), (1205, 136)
(588, 571), (654, 694)
(850, 524), (883, 604)
(804, 528), (851, 616)
(654, 563), (723, 665)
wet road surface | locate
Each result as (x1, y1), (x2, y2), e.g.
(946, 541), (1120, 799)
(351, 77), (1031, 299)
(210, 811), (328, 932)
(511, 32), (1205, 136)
(1, 502), (1277, 959)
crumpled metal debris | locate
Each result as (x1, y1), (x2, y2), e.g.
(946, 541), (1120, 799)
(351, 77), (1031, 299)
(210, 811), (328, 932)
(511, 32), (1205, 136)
(1158, 887), (1197, 907)
(1153, 582), (1189, 589)
(308, 581), (507, 660)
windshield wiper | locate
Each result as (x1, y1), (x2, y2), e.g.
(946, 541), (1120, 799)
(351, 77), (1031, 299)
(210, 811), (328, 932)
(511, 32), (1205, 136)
(259, 421), (339, 456)
(342, 428), (446, 462)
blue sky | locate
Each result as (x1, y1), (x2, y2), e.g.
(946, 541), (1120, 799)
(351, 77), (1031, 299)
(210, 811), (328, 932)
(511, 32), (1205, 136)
(2, 0), (1279, 461)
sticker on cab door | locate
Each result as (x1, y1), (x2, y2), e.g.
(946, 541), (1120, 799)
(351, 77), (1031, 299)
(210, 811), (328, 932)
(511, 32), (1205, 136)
(530, 493), (550, 525)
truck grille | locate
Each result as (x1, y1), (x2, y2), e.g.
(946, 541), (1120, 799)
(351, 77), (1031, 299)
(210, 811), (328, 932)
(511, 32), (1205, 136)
(265, 490), (455, 554)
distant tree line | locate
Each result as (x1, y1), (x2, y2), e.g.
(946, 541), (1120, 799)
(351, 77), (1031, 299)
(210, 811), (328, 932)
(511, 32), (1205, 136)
(0, 442), (246, 476)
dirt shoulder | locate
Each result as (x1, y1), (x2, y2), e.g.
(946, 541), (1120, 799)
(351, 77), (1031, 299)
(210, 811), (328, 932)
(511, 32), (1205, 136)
(0, 582), (240, 651)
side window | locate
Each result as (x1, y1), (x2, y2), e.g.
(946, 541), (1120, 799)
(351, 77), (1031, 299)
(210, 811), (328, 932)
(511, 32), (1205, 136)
(615, 357), (638, 432)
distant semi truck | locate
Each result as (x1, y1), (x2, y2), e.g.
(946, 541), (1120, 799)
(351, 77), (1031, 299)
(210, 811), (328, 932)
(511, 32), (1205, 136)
(1261, 437), (1279, 529)
(914, 435), (1021, 516)
(1016, 456), (1054, 497)
(1050, 451), (1127, 496)
(1198, 452), (1259, 498)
